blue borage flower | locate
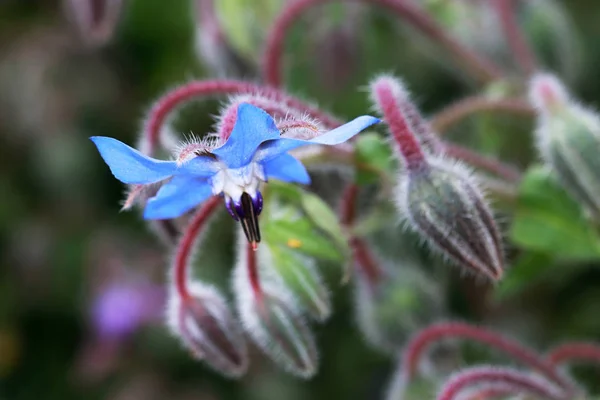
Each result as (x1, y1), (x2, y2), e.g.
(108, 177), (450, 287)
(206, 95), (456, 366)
(91, 103), (380, 246)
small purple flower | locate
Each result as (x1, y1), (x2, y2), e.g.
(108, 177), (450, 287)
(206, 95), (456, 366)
(91, 283), (164, 340)
(91, 103), (379, 246)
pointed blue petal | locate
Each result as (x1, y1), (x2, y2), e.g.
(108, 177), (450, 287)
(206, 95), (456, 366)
(91, 136), (178, 184)
(262, 153), (311, 184)
(255, 115), (380, 163)
(143, 175), (214, 220)
(212, 103), (281, 169)
(307, 115), (380, 145)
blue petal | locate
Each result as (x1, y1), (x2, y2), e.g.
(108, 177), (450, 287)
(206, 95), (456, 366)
(262, 153), (311, 184)
(255, 115), (380, 163)
(176, 156), (220, 178)
(212, 103), (281, 169)
(91, 136), (178, 184)
(143, 175), (214, 220)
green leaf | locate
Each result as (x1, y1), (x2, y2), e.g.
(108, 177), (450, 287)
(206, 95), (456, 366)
(300, 192), (349, 256)
(266, 245), (331, 320)
(354, 133), (394, 185)
(262, 218), (343, 262)
(509, 166), (600, 259)
(265, 180), (302, 204)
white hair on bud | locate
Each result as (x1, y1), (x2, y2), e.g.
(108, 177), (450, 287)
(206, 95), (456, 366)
(436, 365), (566, 400)
(528, 73), (570, 113)
(231, 229), (318, 378)
(368, 73), (412, 105)
(165, 281), (223, 340)
(368, 73), (442, 155)
(258, 242), (332, 322)
(394, 155), (505, 281)
(172, 132), (221, 166)
(165, 280), (249, 378)
(277, 113), (324, 140)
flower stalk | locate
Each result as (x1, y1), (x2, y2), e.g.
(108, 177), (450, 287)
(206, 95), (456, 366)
(436, 366), (567, 400)
(492, 0), (538, 75)
(141, 80), (342, 155)
(173, 196), (221, 301)
(398, 322), (576, 394)
(431, 96), (534, 135)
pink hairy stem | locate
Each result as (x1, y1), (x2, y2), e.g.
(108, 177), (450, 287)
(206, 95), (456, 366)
(339, 184), (382, 285)
(547, 342), (600, 368)
(437, 366), (568, 400)
(400, 322), (577, 394)
(492, 0), (538, 75)
(142, 79), (342, 155)
(173, 197), (221, 302)
(431, 96), (534, 135)
(371, 79), (428, 170)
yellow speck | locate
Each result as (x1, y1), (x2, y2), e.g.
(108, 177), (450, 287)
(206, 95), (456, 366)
(287, 238), (302, 248)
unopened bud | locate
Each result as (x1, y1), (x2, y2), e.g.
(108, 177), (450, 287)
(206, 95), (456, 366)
(167, 282), (248, 378)
(530, 73), (600, 219)
(259, 245), (331, 321)
(397, 159), (504, 281)
(354, 256), (445, 352)
(63, 0), (124, 47)
(234, 250), (318, 378)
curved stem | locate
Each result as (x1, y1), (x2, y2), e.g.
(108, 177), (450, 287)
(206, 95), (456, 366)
(547, 342), (600, 367)
(492, 0), (538, 75)
(173, 197), (221, 302)
(340, 184), (381, 285)
(437, 366), (567, 400)
(400, 322), (576, 394)
(461, 386), (528, 400)
(141, 79), (341, 155)
(431, 96), (534, 134)
(443, 143), (522, 183)
(371, 77), (427, 170)
(246, 241), (263, 302)
(263, 0), (503, 87)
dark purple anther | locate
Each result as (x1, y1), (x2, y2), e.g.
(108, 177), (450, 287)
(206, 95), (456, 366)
(224, 192), (261, 246)
(234, 201), (245, 219)
(252, 192), (263, 215)
(225, 198), (239, 221)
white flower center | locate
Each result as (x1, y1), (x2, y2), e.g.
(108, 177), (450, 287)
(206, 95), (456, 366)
(210, 162), (266, 202)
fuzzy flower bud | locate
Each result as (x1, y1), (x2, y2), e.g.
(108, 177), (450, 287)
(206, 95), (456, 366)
(167, 282), (248, 378)
(370, 75), (504, 280)
(397, 159), (504, 281)
(259, 245), (331, 322)
(530, 73), (600, 219)
(234, 239), (318, 378)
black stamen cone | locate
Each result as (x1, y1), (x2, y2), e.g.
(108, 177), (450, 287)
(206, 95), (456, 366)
(238, 193), (261, 244)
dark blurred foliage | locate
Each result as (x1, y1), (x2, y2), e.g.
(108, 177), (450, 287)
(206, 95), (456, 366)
(2, 0), (600, 399)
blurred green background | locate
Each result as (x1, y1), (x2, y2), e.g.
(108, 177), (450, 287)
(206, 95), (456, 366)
(2, 0), (600, 399)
